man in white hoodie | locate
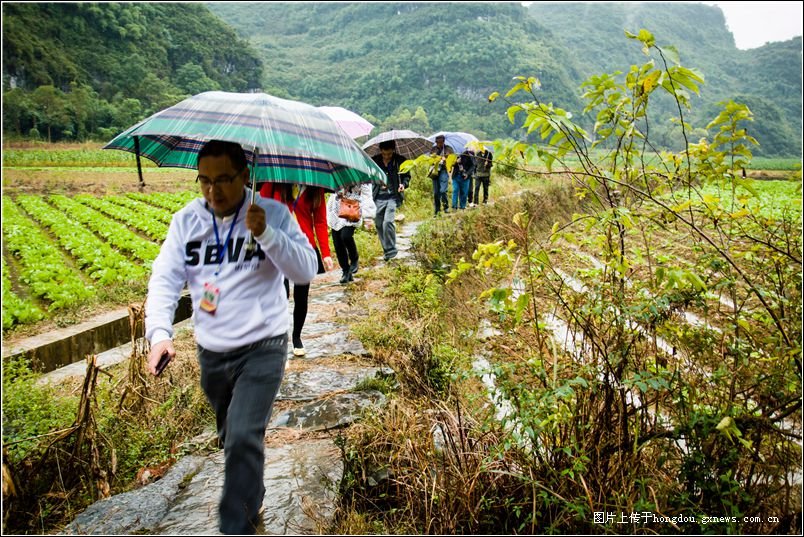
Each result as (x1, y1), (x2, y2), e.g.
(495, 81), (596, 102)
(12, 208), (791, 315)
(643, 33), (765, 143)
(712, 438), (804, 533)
(144, 140), (318, 534)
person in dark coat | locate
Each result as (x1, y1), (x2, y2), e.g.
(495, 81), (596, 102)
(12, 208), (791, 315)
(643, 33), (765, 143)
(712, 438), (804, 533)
(472, 148), (493, 205)
(371, 139), (410, 261)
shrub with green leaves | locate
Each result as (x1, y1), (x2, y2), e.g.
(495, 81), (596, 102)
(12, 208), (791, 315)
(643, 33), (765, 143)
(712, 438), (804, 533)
(2, 357), (78, 464)
(333, 29), (801, 535)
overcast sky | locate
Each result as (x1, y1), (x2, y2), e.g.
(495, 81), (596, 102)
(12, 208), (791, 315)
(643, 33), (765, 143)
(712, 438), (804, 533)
(702, 1), (803, 49)
(524, 2), (803, 50)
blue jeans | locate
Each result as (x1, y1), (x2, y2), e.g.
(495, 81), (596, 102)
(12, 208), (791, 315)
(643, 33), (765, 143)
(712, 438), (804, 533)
(432, 169), (450, 214)
(198, 334), (288, 534)
(452, 175), (469, 209)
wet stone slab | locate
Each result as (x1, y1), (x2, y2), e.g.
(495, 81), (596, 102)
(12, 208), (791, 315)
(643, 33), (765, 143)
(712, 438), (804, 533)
(278, 366), (394, 401)
(270, 390), (387, 431)
(305, 287), (349, 308)
(61, 455), (208, 535)
(289, 320), (340, 338)
(287, 330), (368, 360)
(152, 440), (342, 535)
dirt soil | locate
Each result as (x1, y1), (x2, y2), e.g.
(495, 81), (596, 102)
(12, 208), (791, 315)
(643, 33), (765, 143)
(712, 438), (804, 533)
(2, 167), (197, 197)
(746, 169), (793, 181)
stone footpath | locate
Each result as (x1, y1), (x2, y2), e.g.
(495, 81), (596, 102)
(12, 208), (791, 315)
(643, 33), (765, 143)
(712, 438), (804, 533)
(60, 221), (419, 535)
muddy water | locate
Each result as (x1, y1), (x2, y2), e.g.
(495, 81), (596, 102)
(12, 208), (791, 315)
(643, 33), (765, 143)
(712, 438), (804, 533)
(60, 221), (420, 535)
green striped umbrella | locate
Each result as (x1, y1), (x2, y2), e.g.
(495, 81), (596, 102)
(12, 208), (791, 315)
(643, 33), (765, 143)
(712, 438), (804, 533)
(103, 91), (387, 192)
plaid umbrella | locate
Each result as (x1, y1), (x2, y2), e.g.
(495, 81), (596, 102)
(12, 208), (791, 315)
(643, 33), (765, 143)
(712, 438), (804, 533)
(318, 106), (374, 139)
(427, 131), (480, 153)
(103, 91), (386, 192)
(362, 130), (433, 160)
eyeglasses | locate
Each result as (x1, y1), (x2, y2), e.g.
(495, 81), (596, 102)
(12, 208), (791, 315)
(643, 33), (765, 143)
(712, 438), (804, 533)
(196, 166), (246, 188)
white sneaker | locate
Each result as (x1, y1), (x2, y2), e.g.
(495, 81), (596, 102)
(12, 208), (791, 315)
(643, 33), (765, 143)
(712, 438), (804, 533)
(293, 347), (306, 357)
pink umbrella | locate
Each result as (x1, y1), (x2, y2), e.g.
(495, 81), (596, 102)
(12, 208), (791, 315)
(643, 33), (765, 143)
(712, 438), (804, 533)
(318, 106), (374, 139)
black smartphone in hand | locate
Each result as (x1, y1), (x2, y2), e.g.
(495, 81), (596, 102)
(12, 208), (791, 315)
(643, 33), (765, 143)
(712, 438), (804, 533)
(155, 350), (172, 376)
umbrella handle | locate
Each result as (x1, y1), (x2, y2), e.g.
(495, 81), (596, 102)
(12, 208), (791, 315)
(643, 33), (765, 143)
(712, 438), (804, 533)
(134, 136), (145, 191)
(245, 152), (258, 252)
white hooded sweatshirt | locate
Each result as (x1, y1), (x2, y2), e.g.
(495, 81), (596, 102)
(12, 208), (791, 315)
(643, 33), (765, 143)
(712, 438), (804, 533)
(145, 189), (318, 353)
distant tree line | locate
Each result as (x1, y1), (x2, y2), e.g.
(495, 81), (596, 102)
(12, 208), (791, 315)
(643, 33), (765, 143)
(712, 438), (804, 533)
(2, 2), (801, 157)
(210, 2), (802, 157)
(2, 3), (262, 142)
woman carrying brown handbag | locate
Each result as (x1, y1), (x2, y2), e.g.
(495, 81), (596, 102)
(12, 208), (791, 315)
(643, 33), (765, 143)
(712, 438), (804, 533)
(326, 183), (376, 284)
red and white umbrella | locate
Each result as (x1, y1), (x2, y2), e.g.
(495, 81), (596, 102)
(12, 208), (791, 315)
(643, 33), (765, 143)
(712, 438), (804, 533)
(318, 106), (374, 139)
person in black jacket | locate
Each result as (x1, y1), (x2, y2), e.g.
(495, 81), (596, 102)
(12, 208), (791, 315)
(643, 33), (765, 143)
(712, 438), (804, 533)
(451, 148), (475, 210)
(371, 140), (410, 261)
(472, 148), (493, 206)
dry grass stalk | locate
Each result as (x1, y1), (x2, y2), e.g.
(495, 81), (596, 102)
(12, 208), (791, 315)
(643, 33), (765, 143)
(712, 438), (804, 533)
(118, 301), (149, 414)
(6, 353), (116, 532)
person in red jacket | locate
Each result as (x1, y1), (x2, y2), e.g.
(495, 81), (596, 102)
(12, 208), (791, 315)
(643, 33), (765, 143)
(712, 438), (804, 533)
(259, 182), (334, 356)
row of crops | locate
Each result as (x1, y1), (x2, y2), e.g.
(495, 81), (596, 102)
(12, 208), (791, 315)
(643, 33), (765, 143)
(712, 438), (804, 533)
(1, 190), (198, 329)
(2, 148), (157, 168)
(2, 178), (800, 331)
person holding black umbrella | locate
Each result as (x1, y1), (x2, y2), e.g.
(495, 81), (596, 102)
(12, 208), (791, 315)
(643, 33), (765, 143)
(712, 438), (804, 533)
(144, 140), (318, 534)
(371, 139), (410, 262)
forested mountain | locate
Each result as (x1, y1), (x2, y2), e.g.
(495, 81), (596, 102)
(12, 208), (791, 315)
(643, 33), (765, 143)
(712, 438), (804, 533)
(528, 2), (803, 156)
(207, 2), (585, 141)
(2, 2), (801, 156)
(208, 1), (801, 156)
(2, 2), (262, 141)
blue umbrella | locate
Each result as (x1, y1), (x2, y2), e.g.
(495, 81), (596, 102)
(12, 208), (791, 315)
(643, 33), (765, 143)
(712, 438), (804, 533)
(426, 131), (479, 153)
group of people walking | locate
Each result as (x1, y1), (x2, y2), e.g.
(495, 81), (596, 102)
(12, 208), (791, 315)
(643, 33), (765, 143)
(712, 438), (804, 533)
(254, 139), (409, 357)
(143, 134), (491, 534)
(327, 138), (410, 278)
(429, 134), (493, 215)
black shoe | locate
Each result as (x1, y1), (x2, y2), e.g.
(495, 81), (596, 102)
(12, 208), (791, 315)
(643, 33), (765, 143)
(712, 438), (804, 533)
(340, 271), (354, 284)
(349, 260), (359, 275)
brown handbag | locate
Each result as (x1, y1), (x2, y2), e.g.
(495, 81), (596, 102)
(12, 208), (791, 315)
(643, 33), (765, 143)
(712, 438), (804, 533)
(338, 197), (361, 222)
